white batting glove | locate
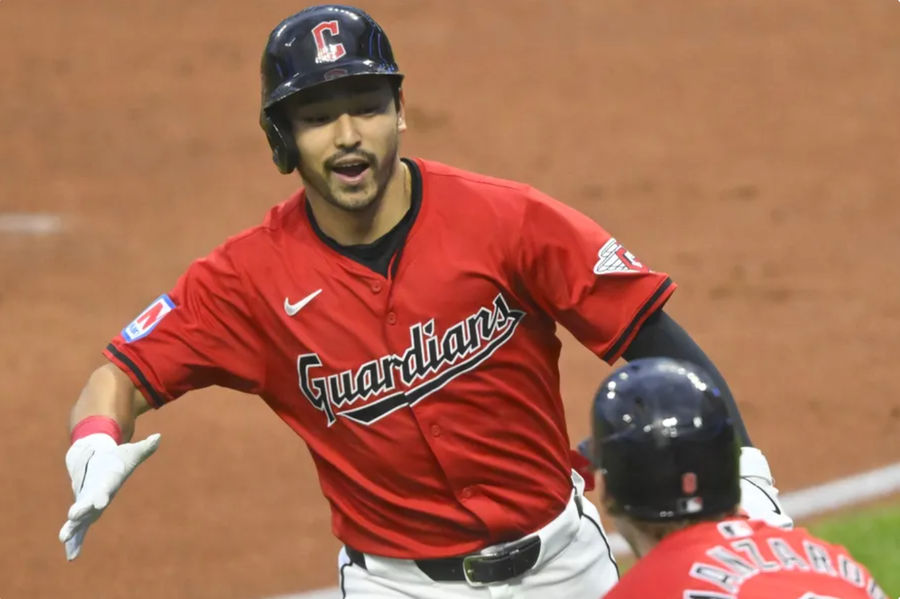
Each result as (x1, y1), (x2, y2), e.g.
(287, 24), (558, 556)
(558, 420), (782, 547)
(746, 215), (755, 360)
(739, 446), (793, 529)
(59, 432), (161, 560)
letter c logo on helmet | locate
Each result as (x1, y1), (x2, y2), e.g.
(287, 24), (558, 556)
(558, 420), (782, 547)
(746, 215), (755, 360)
(311, 21), (346, 63)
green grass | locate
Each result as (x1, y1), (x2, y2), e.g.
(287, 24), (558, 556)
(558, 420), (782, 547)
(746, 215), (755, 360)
(809, 502), (900, 597)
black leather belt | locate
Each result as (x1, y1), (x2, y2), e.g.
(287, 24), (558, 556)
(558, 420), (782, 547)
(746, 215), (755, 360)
(345, 535), (542, 585)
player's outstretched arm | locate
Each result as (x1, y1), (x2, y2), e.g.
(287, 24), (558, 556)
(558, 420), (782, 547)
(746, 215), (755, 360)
(59, 363), (160, 561)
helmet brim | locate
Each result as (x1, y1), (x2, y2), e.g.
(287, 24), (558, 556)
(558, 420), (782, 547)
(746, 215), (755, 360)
(264, 61), (403, 110)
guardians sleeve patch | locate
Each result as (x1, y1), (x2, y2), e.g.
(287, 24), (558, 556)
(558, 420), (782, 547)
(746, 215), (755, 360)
(122, 294), (175, 342)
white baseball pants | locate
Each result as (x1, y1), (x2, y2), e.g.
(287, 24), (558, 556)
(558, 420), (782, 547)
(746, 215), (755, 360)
(336, 473), (619, 598)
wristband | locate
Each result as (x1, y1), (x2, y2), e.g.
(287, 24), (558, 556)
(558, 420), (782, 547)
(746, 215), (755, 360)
(70, 415), (122, 445)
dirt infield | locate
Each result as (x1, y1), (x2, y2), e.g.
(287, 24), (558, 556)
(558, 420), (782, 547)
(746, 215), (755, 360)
(2, 1), (898, 597)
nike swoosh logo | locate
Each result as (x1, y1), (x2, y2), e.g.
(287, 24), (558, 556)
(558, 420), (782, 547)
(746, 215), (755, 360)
(284, 289), (322, 316)
(741, 476), (782, 514)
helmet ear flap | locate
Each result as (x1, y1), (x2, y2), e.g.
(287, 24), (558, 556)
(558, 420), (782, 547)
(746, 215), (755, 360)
(260, 109), (298, 174)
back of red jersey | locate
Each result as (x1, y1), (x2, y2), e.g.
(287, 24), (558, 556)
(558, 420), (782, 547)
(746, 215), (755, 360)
(604, 519), (887, 599)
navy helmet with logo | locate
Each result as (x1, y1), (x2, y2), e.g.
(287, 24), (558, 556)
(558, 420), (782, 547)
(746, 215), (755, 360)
(259, 5), (404, 173)
(591, 357), (741, 521)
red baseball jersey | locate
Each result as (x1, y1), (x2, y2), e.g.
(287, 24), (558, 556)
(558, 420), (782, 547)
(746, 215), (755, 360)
(603, 518), (887, 599)
(104, 158), (674, 557)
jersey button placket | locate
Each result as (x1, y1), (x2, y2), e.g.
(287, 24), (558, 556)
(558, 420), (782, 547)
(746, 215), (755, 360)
(430, 424), (441, 437)
(386, 311), (397, 325)
(461, 486), (474, 500)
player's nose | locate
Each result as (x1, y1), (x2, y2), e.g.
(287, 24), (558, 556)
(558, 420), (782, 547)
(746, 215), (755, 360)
(333, 113), (362, 149)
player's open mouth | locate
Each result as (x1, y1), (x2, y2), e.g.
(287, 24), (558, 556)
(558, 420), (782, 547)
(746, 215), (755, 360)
(331, 161), (370, 184)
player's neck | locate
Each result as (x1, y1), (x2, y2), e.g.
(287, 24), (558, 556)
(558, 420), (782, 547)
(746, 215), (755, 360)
(306, 160), (410, 246)
(614, 516), (663, 559)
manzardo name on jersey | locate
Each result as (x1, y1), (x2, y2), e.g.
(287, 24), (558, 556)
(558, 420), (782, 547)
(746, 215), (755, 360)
(297, 294), (526, 426)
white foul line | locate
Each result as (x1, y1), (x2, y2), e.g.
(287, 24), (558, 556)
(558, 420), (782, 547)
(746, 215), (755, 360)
(780, 461), (900, 521)
(0, 213), (64, 235)
(267, 461), (900, 599)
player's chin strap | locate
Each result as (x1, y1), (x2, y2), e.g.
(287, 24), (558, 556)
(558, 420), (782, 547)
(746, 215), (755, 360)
(739, 447), (794, 530)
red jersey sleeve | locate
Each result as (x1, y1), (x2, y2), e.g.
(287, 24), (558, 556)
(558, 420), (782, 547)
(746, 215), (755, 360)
(516, 187), (675, 363)
(103, 244), (264, 407)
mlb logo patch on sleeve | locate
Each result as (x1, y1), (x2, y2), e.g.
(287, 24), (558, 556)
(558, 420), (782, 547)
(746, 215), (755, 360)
(122, 294), (175, 342)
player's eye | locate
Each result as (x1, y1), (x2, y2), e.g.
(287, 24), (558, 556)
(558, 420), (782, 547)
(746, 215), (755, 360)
(301, 114), (333, 125)
(356, 104), (381, 115)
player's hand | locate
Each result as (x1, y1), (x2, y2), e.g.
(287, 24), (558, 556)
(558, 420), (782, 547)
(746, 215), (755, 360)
(59, 432), (161, 561)
(738, 446), (794, 529)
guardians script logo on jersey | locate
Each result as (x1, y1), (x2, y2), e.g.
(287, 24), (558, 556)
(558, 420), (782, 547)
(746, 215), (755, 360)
(297, 294), (526, 426)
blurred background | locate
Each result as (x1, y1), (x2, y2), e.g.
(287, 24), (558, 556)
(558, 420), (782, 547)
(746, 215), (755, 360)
(1, 1), (898, 597)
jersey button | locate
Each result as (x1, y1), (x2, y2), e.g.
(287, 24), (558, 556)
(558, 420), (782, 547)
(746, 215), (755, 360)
(430, 424), (441, 437)
(461, 487), (473, 500)
(386, 312), (397, 325)
(370, 281), (383, 294)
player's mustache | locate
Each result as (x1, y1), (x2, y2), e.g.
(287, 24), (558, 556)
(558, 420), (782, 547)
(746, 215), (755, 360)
(325, 151), (377, 169)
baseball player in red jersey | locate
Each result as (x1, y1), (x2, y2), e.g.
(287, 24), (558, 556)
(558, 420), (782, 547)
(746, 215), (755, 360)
(59, 5), (790, 597)
(591, 358), (888, 599)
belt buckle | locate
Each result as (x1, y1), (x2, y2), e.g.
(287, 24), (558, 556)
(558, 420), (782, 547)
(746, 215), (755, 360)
(462, 536), (538, 586)
(462, 554), (490, 587)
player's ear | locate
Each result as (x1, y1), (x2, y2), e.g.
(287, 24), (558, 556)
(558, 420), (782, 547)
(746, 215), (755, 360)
(397, 88), (407, 132)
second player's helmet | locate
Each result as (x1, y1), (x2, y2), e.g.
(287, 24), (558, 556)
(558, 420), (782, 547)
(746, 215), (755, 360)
(259, 5), (404, 174)
(592, 358), (740, 521)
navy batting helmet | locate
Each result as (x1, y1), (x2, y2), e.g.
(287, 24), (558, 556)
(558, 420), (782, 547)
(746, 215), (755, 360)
(259, 5), (404, 173)
(592, 358), (740, 522)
